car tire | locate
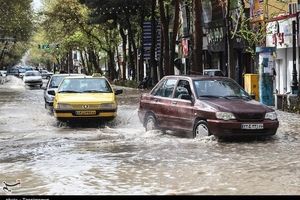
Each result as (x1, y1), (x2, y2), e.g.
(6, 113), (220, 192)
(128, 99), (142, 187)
(193, 120), (210, 138)
(145, 114), (158, 132)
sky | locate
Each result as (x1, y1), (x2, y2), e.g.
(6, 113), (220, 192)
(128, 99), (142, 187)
(32, 0), (43, 11)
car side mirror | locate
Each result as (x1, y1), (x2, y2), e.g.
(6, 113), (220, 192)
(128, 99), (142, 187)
(115, 89), (123, 95)
(48, 90), (56, 96)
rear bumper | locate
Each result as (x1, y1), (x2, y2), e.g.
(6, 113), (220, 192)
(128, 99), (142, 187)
(25, 81), (43, 86)
(207, 119), (279, 137)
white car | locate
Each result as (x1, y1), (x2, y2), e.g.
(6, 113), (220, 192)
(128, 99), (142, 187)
(44, 73), (82, 109)
(0, 70), (7, 84)
(23, 70), (43, 88)
(40, 70), (53, 79)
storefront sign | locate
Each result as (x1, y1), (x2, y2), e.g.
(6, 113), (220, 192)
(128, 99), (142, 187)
(266, 16), (296, 48)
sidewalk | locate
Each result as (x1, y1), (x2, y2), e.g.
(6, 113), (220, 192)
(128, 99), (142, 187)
(113, 85), (150, 105)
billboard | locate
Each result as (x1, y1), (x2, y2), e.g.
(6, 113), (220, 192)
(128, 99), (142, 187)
(266, 16), (296, 48)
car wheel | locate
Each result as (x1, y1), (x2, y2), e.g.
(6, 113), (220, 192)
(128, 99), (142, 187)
(193, 120), (210, 138)
(145, 114), (158, 132)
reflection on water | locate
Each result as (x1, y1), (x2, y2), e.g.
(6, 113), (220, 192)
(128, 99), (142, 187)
(0, 76), (300, 195)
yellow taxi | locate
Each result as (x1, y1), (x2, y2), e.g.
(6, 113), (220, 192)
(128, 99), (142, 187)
(53, 75), (123, 122)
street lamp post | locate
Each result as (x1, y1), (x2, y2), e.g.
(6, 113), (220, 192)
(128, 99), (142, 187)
(298, 12), (300, 96)
(291, 20), (298, 94)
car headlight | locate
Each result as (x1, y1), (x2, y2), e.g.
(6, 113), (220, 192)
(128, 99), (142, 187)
(101, 103), (116, 110)
(216, 112), (236, 120)
(57, 103), (73, 110)
(265, 111), (277, 120)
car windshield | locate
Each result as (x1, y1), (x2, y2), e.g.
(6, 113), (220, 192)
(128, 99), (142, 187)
(193, 79), (251, 99)
(58, 78), (112, 93)
(25, 71), (41, 76)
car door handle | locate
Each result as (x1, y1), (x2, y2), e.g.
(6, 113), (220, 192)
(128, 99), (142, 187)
(154, 99), (159, 102)
(172, 101), (177, 105)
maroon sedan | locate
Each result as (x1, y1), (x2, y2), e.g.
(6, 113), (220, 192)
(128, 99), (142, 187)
(138, 75), (279, 138)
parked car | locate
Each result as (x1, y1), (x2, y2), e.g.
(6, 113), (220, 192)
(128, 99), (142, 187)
(40, 69), (53, 79)
(44, 73), (83, 109)
(138, 75), (279, 138)
(0, 70), (7, 77)
(53, 75), (123, 122)
(18, 66), (34, 78)
(6, 67), (20, 77)
(0, 70), (7, 84)
(23, 70), (43, 88)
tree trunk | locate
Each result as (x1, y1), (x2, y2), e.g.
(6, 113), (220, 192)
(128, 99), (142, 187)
(158, 25), (164, 79)
(159, 0), (171, 75)
(90, 48), (101, 73)
(84, 48), (92, 74)
(68, 50), (73, 73)
(191, 0), (203, 75)
(139, 5), (145, 82)
(150, 0), (158, 84)
(107, 50), (117, 81)
(128, 38), (135, 80)
(170, 0), (180, 75)
(119, 28), (127, 80)
(125, 10), (138, 81)
(79, 50), (86, 74)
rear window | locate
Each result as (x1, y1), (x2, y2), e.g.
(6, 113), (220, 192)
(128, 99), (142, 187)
(25, 71), (41, 76)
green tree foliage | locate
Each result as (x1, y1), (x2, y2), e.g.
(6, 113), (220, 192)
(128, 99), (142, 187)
(0, 0), (34, 68)
(0, 0), (33, 41)
(231, 6), (266, 59)
(32, 0), (123, 78)
(81, 0), (151, 80)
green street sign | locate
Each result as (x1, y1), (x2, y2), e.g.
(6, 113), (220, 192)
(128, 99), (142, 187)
(38, 44), (59, 49)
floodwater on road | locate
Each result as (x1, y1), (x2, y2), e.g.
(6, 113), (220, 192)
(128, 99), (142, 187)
(0, 76), (300, 195)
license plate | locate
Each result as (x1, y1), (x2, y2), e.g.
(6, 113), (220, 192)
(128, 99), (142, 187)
(241, 124), (264, 130)
(75, 111), (96, 116)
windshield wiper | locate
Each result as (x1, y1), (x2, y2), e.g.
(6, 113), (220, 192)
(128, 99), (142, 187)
(198, 95), (222, 98)
(223, 95), (240, 99)
(223, 95), (252, 100)
(82, 90), (104, 93)
(58, 90), (80, 93)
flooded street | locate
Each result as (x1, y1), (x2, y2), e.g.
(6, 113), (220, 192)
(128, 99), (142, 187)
(1, 76), (300, 195)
